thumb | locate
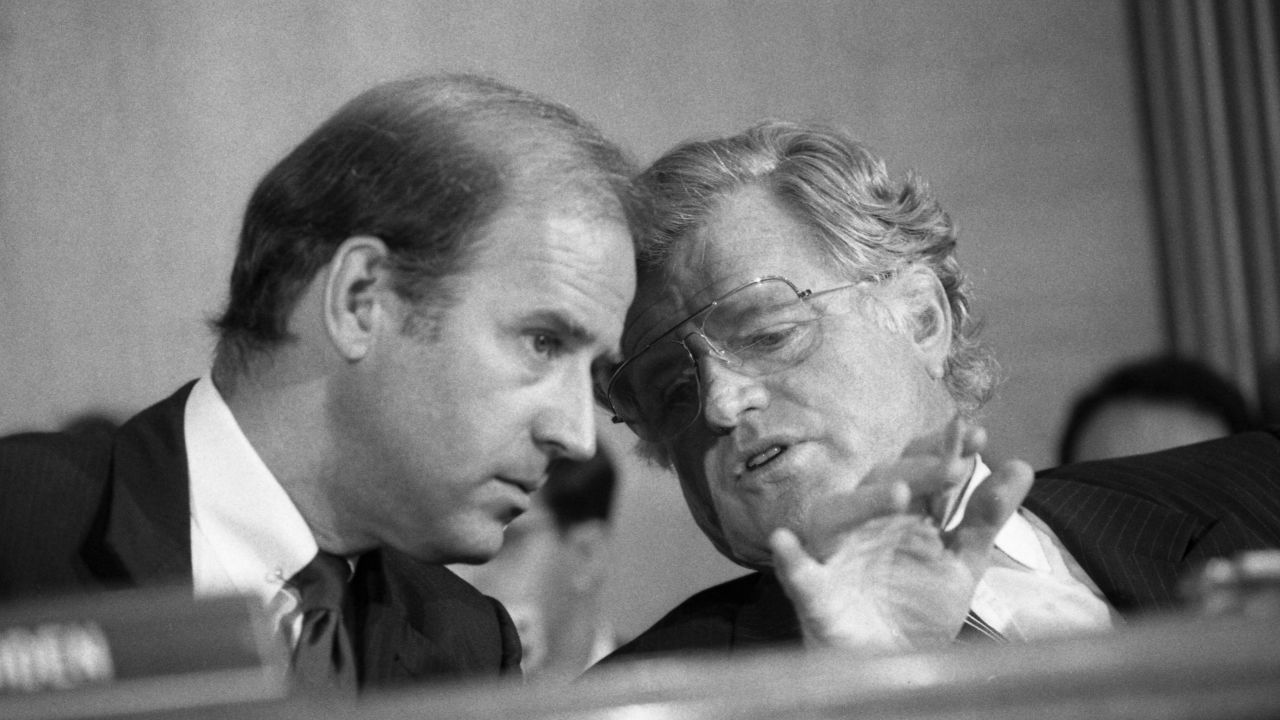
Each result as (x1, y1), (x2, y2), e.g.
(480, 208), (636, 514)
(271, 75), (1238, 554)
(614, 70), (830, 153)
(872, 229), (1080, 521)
(945, 459), (1034, 570)
(770, 526), (821, 594)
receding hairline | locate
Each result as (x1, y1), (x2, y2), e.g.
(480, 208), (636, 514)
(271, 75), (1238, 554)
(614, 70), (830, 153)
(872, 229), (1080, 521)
(478, 120), (631, 222)
(364, 72), (635, 224)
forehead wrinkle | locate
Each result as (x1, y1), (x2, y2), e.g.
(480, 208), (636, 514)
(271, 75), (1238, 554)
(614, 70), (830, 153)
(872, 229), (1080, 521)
(527, 242), (626, 304)
(626, 200), (807, 357)
(626, 250), (753, 350)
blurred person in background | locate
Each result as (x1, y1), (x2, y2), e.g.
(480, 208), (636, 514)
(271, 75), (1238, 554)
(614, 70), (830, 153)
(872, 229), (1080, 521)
(458, 447), (618, 681)
(1058, 355), (1257, 465)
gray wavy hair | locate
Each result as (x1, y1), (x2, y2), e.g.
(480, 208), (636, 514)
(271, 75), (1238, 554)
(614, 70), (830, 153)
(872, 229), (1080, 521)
(633, 120), (997, 567)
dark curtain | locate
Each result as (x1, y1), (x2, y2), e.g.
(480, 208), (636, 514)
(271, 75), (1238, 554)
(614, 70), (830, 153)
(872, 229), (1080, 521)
(1132, 0), (1280, 423)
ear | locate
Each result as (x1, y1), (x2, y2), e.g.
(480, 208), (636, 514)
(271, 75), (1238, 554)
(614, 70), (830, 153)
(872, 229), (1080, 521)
(323, 236), (393, 362)
(892, 266), (952, 380)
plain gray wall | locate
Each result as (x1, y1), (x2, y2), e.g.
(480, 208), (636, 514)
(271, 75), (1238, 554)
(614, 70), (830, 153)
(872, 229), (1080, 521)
(0, 0), (1160, 642)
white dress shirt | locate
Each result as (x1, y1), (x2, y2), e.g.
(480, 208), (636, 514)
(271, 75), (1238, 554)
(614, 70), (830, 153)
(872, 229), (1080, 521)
(185, 375), (317, 641)
(945, 458), (1121, 640)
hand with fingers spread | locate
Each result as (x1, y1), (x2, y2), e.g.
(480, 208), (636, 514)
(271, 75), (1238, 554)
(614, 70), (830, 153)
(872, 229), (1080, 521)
(769, 417), (1035, 652)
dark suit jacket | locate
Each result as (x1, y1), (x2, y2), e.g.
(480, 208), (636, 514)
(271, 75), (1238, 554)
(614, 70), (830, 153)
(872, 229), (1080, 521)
(601, 428), (1280, 662)
(0, 382), (521, 689)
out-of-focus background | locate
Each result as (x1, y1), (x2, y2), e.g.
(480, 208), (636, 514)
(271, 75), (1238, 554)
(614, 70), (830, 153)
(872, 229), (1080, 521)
(2, 0), (1276, 644)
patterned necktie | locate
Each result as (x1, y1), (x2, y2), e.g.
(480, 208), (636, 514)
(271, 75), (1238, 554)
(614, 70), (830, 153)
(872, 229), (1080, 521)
(287, 551), (358, 694)
(957, 609), (1007, 642)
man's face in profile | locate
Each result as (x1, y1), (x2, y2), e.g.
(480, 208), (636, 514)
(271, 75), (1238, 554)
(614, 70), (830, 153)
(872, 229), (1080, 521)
(332, 196), (635, 564)
(621, 185), (951, 566)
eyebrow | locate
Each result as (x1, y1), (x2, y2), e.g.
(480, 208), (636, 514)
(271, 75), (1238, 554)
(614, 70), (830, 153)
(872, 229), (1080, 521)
(521, 309), (624, 364)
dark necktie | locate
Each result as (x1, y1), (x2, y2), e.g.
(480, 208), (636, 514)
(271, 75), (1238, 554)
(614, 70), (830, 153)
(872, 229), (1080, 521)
(287, 551), (358, 694)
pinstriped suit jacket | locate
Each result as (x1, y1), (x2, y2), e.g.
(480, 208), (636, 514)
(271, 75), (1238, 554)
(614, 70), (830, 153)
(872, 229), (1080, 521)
(1023, 428), (1280, 613)
(601, 428), (1280, 663)
(0, 382), (522, 689)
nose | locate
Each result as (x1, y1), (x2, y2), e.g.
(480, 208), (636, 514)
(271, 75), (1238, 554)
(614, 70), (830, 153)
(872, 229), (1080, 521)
(534, 367), (598, 462)
(685, 334), (768, 432)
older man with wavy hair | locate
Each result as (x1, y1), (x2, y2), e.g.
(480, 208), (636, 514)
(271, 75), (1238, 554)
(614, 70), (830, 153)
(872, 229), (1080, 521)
(596, 121), (1280, 660)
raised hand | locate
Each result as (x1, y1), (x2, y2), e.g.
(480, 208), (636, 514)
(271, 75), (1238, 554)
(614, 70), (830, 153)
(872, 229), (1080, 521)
(769, 417), (1034, 652)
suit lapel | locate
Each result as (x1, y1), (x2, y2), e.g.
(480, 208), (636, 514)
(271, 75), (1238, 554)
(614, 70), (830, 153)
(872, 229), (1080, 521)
(96, 382), (197, 588)
(348, 551), (427, 686)
(733, 572), (801, 649)
(1025, 473), (1203, 613)
(350, 548), (520, 688)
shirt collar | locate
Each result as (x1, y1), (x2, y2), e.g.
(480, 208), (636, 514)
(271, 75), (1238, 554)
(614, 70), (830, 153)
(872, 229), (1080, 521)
(186, 374), (317, 602)
(943, 456), (1049, 573)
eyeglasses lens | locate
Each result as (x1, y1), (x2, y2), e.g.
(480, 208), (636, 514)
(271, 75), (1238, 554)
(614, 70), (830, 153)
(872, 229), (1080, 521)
(608, 279), (821, 440)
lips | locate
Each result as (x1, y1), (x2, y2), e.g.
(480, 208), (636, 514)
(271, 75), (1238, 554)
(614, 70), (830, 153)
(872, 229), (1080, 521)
(498, 472), (546, 494)
(745, 444), (786, 470)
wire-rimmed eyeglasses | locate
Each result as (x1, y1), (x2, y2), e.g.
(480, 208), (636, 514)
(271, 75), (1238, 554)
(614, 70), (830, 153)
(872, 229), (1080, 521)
(594, 276), (866, 441)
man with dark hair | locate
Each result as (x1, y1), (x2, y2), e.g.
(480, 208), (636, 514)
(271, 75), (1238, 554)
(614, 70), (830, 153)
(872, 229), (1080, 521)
(1058, 355), (1257, 465)
(0, 74), (639, 693)
(458, 447), (619, 682)
(595, 120), (1280, 662)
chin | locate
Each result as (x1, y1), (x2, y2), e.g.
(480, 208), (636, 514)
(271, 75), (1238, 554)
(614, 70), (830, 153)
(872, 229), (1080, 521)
(443, 536), (505, 565)
(391, 527), (504, 565)
(723, 534), (773, 569)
